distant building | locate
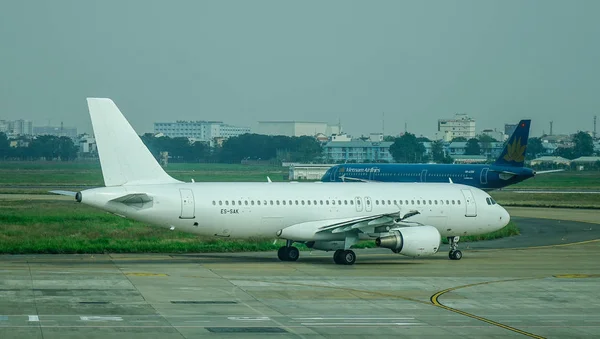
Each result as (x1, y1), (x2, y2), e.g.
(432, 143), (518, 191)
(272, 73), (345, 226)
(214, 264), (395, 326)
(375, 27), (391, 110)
(504, 123), (518, 138)
(435, 114), (476, 141)
(481, 129), (505, 142)
(0, 119), (33, 136)
(257, 121), (341, 137)
(154, 121), (250, 142)
(323, 140), (394, 163)
(33, 125), (78, 139)
(288, 163), (337, 180)
(77, 134), (97, 154)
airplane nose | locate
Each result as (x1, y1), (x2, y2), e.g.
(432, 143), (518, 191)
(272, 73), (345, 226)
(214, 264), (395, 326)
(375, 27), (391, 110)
(500, 207), (510, 227)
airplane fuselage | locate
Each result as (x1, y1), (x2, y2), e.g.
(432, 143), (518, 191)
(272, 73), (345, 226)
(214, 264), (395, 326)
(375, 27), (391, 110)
(322, 164), (536, 190)
(79, 182), (509, 241)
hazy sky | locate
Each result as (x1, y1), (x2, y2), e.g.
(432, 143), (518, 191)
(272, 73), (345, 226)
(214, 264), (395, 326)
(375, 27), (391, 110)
(1, 0), (599, 137)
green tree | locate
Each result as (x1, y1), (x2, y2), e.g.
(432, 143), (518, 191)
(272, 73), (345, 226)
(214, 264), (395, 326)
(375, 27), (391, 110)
(465, 138), (481, 155)
(452, 136), (467, 142)
(526, 137), (545, 159)
(389, 133), (426, 163)
(431, 140), (453, 163)
(0, 132), (9, 159)
(572, 131), (594, 158)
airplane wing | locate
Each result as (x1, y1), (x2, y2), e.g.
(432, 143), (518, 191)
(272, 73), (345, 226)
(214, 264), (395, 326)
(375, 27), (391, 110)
(277, 210), (420, 241)
(535, 169), (565, 174)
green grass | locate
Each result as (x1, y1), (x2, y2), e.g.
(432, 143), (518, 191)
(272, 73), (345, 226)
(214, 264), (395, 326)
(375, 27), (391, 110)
(509, 170), (600, 190)
(490, 191), (600, 209)
(0, 161), (287, 188)
(0, 200), (520, 254)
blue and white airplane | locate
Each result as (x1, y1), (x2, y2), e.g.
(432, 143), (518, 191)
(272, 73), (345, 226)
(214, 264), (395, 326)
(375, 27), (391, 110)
(322, 120), (560, 190)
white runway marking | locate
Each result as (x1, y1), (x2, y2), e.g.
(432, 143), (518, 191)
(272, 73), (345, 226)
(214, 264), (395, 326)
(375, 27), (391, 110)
(301, 322), (422, 326)
(80, 316), (123, 322)
(28, 315), (39, 322)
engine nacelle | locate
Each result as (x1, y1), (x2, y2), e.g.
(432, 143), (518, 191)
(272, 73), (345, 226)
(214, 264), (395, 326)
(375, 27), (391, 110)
(305, 241), (345, 251)
(375, 225), (441, 257)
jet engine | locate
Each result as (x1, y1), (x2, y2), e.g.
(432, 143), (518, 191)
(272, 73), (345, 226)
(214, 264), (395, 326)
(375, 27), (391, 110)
(375, 225), (441, 257)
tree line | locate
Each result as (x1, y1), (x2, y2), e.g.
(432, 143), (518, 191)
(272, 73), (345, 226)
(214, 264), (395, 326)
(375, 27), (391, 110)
(0, 133), (78, 161)
(140, 133), (323, 164)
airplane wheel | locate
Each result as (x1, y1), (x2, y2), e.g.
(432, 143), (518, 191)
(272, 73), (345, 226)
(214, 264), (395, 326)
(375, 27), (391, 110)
(333, 250), (344, 264)
(287, 246), (300, 262)
(339, 250), (356, 265)
(449, 250), (462, 260)
(277, 246), (288, 261)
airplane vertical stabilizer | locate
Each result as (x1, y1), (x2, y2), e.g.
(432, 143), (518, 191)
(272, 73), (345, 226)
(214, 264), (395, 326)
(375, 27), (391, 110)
(493, 119), (531, 168)
(86, 98), (181, 186)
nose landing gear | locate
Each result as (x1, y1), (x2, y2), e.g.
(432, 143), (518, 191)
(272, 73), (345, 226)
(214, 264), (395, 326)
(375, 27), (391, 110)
(448, 236), (462, 260)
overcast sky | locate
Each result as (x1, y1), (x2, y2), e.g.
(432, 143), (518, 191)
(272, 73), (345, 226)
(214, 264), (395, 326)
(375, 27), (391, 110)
(1, 0), (599, 138)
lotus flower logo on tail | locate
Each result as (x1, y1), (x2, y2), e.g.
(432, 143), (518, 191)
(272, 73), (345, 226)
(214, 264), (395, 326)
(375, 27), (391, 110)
(503, 137), (526, 163)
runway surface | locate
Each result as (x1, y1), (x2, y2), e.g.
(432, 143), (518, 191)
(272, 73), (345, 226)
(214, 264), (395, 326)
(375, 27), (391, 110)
(1, 216), (599, 338)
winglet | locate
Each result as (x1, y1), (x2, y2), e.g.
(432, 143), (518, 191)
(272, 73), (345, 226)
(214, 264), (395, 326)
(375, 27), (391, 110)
(267, 176), (272, 183)
(449, 178), (453, 184)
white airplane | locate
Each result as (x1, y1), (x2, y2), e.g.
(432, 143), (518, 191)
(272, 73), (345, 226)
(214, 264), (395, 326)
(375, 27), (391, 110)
(52, 98), (510, 265)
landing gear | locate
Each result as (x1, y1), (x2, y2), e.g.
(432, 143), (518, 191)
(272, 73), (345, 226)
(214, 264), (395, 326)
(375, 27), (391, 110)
(448, 236), (462, 260)
(277, 240), (299, 262)
(333, 249), (356, 265)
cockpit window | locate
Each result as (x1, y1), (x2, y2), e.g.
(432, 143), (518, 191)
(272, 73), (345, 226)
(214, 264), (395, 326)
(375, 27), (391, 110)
(486, 197), (491, 205)
(490, 197), (497, 205)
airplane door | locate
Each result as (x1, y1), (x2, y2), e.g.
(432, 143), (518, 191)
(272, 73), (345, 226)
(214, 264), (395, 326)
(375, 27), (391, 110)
(179, 189), (195, 219)
(480, 168), (489, 185)
(364, 196), (372, 212)
(420, 169), (428, 182)
(354, 196), (363, 212)
(460, 189), (477, 217)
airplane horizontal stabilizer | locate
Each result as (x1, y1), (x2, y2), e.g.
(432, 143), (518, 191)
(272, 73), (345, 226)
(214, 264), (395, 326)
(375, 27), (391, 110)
(49, 190), (77, 197)
(535, 169), (565, 175)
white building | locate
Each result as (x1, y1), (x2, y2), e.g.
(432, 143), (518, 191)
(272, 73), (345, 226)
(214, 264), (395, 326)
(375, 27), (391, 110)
(78, 134), (97, 154)
(0, 119), (33, 136)
(288, 163), (337, 180)
(481, 129), (506, 141)
(154, 121), (250, 142)
(257, 121), (341, 137)
(435, 114), (476, 141)
(34, 125), (78, 139)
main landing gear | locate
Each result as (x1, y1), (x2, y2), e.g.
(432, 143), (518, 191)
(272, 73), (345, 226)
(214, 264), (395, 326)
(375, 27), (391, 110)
(333, 249), (356, 265)
(277, 240), (299, 262)
(448, 236), (462, 260)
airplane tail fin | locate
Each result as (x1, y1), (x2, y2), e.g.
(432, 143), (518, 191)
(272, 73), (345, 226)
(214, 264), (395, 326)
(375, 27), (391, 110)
(86, 98), (181, 186)
(493, 119), (531, 167)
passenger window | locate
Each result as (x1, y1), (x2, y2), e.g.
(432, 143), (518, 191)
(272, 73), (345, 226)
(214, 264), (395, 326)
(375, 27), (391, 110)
(458, 200), (461, 205)
(434, 200), (438, 205)
(446, 200), (450, 205)
(350, 200), (354, 205)
(269, 200), (273, 205)
(245, 201), (248, 205)
(399, 200), (403, 205)
(411, 200), (414, 205)
(428, 200), (432, 205)
(314, 200), (317, 205)
(232, 201), (236, 206)
(326, 200), (329, 205)
(344, 200), (348, 205)
(452, 200), (455, 205)
(301, 200), (305, 205)
(388, 200), (391, 205)
(219, 200), (223, 205)
(289, 200), (292, 205)
(405, 200), (409, 205)
(212, 201), (216, 205)
(320, 200), (324, 205)
(258, 200), (261, 205)
(332, 200), (336, 205)
(423, 200), (426, 205)
(338, 200), (342, 205)
(417, 200), (420, 205)
(375, 200), (379, 205)
(381, 200), (385, 205)
(276, 200), (280, 205)
(295, 200), (299, 205)
(251, 200), (254, 205)
(307, 200), (311, 205)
